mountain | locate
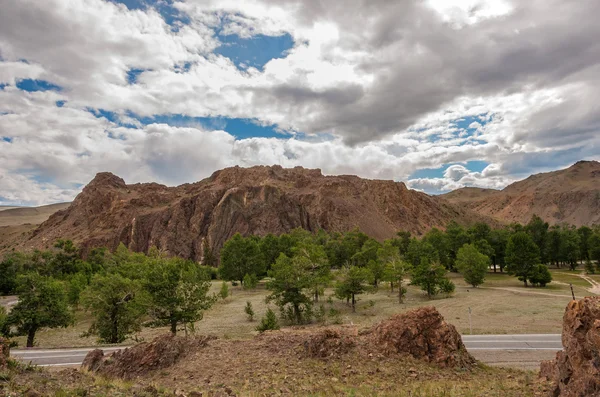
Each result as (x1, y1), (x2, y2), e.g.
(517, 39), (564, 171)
(442, 160), (600, 226)
(16, 165), (489, 261)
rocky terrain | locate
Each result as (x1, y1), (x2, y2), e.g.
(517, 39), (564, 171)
(17, 165), (488, 261)
(442, 160), (600, 226)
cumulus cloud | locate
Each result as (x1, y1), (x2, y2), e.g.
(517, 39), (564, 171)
(1, 0), (600, 204)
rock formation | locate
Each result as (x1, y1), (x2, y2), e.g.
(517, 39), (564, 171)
(370, 306), (475, 368)
(540, 297), (600, 397)
(442, 160), (600, 226)
(21, 165), (488, 261)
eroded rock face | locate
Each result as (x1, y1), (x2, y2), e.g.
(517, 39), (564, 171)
(540, 297), (600, 397)
(21, 165), (489, 261)
(370, 306), (475, 368)
(81, 334), (215, 380)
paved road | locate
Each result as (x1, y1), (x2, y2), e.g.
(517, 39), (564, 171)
(10, 334), (563, 368)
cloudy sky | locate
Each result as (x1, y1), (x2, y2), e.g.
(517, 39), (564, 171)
(1, 0), (599, 205)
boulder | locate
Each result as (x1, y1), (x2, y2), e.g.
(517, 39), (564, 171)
(370, 306), (475, 368)
(540, 297), (600, 397)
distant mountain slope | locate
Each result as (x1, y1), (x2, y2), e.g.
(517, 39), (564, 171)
(0, 203), (71, 227)
(16, 165), (490, 260)
(442, 161), (600, 226)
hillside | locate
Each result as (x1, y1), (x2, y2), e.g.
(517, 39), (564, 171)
(442, 160), (600, 226)
(0, 203), (71, 227)
(17, 165), (489, 260)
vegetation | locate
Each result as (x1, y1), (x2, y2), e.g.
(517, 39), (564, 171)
(244, 301), (255, 321)
(335, 265), (372, 312)
(455, 244), (489, 287)
(256, 307), (280, 332)
(505, 232), (542, 287)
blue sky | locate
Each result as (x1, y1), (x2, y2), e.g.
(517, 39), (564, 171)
(1, 0), (600, 205)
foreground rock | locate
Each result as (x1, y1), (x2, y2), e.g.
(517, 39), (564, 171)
(20, 165), (491, 259)
(540, 297), (600, 397)
(82, 334), (215, 380)
(370, 306), (476, 368)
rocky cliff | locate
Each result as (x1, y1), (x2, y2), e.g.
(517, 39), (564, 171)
(21, 165), (486, 261)
(442, 160), (600, 226)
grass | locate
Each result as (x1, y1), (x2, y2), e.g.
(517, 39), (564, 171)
(12, 269), (592, 349)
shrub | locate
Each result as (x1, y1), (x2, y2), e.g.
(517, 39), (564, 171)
(243, 273), (258, 290)
(256, 308), (280, 332)
(218, 282), (229, 300)
(244, 301), (255, 321)
(439, 278), (456, 296)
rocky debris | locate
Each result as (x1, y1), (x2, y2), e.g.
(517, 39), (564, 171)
(302, 328), (356, 358)
(539, 297), (600, 397)
(82, 334), (215, 380)
(369, 306), (476, 368)
(19, 165), (491, 260)
(0, 337), (9, 369)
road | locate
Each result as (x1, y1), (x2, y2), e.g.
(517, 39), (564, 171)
(9, 334), (562, 369)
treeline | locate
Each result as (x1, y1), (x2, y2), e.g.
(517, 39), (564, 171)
(0, 241), (216, 346)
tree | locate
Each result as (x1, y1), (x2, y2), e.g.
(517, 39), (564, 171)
(144, 258), (216, 335)
(7, 273), (73, 347)
(578, 226), (593, 262)
(0, 306), (10, 337)
(392, 231), (412, 256)
(293, 242), (331, 302)
(67, 273), (88, 307)
(219, 234), (263, 285)
(560, 226), (581, 270)
(528, 264), (552, 287)
(335, 266), (372, 312)
(0, 252), (25, 295)
(405, 239), (439, 268)
(410, 259), (449, 299)
(589, 232), (600, 265)
(218, 282), (229, 300)
(423, 228), (451, 270)
(242, 273), (258, 290)
(266, 254), (313, 324)
(455, 244), (489, 287)
(378, 241), (410, 303)
(445, 221), (470, 270)
(525, 215), (549, 264)
(367, 259), (386, 288)
(258, 234), (283, 271)
(488, 228), (509, 272)
(505, 232), (540, 287)
(81, 273), (145, 343)
(351, 238), (381, 267)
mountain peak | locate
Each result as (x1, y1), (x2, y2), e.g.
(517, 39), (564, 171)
(86, 172), (127, 189)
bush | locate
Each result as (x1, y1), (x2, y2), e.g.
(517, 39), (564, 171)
(256, 308), (280, 332)
(218, 282), (229, 300)
(439, 278), (455, 296)
(328, 308), (342, 324)
(528, 264), (552, 287)
(243, 273), (258, 290)
(585, 259), (596, 274)
(244, 301), (255, 321)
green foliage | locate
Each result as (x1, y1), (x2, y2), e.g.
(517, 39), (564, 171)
(244, 301), (255, 321)
(589, 232), (600, 264)
(528, 264), (552, 287)
(7, 273), (73, 347)
(67, 273), (88, 307)
(445, 221), (470, 270)
(293, 242), (331, 302)
(505, 232), (540, 287)
(379, 241), (410, 303)
(439, 278), (456, 296)
(256, 308), (280, 332)
(144, 257), (216, 335)
(456, 244), (489, 287)
(405, 239), (439, 268)
(585, 259), (596, 274)
(242, 273), (258, 290)
(560, 226), (581, 270)
(334, 266), (372, 312)
(423, 228), (451, 269)
(0, 306), (9, 337)
(410, 259), (449, 299)
(525, 215), (549, 264)
(219, 233), (263, 284)
(314, 304), (326, 324)
(81, 273), (145, 343)
(0, 253), (24, 295)
(266, 254), (313, 324)
(218, 281), (229, 300)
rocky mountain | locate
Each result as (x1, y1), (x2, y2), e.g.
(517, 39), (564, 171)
(19, 165), (487, 261)
(442, 160), (600, 226)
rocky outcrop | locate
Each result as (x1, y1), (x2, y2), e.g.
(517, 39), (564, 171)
(21, 165), (489, 261)
(370, 306), (475, 368)
(442, 160), (600, 226)
(540, 297), (600, 397)
(81, 334), (215, 380)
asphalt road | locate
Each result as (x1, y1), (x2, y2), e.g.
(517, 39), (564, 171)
(9, 334), (563, 368)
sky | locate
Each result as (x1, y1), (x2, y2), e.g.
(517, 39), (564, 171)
(1, 0), (600, 205)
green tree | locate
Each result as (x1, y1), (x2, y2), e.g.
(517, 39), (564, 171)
(7, 273), (73, 347)
(393, 231), (412, 256)
(379, 242), (410, 303)
(445, 221), (471, 270)
(351, 238), (381, 267)
(334, 266), (372, 312)
(242, 273), (258, 290)
(410, 259), (449, 299)
(505, 232), (540, 287)
(405, 239), (439, 268)
(0, 252), (26, 295)
(258, 234), (283, 271)
(525, 215), (549, 264)
(455, 244), (489, 287)
(488, 228), (509, 272)
(219, 234), (263, 285)
(578, 226), (593, 262)
(81, 273), (145, 343)
(218, 281), (229, 300)
(266, 254), (313, 324)
(547, 225), (562, 267)
(144, 258), (216, 335)
(256, 308), (280, 332)
(293, 242), (331, 302)
(423, 228), (451, 269)
(0, 306), (10, 337)
(244, 301), (255, 321)
(528, 264), (552, 287)
(560, 226), (581, 270)
(589, 232), (600, 265)
(67, 273), (88, 307)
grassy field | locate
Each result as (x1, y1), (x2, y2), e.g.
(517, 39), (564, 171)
(11, 268), (596, 349)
